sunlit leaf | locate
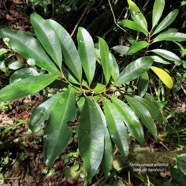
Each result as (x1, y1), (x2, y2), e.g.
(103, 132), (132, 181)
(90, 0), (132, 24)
(103, 98), (129, 159)
(119, 20), (148, 36)
(111, 97), (144, 145)
(153, 32), (186, 43)
(78, 97), (104, 183)
(114, 57), (153, 85)
(44, 89), (76, 169)
(125, 95), (157, 139)
(31, 13), (62, 68)
(77, 27), (96, 84)
(127, 0), (148, 31)
(8, 61), (23, 70)
(152, 9), (179, 35)
(150, 66), (173, 89)
(150, 55), (171, 64)
(10, 68), (39, 83)
(0, 74), (57, 102)
(152, 0), (165, 28)
(128, 41), (149, 55)
(151, 49), (181, 62)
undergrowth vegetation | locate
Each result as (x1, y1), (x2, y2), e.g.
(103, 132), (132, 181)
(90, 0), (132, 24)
(0, 0), (186, 185)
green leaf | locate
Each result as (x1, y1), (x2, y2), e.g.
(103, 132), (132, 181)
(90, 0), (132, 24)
(95, 102), (113, 177)
(31, 13), (62, 69)
(114, 57), (153, 85)
(125, 95), (157, 139)
(152, 9), (179, 35)
(77, 27), (96, 85)
(119, 20), (148, 36)
(44, 89), (76, 169)
(0, 74), (57, 102)
(153, 32), (186, 43)
(78, 97), (104, 183)
(99, 38), (113, 84)
(0, 28), (60, 75)
(46, 20), (82, 82)
(112, 45), (130, 56)
(103, 98), (130, 159)
(151, 49), (181, 62)
(0, 48), (8, 56)
(8, 61), (24, 70)
(150, 55), (171, 64)
(111, 97), (144, 145)
(138, 72), (149, 97)
(152, 0), (165, 28)
(76, 96), (86, 115)
(128, 41), (149, 55)
(133, 95), (163, 124)
(29, 93), (64, 133)
(91, 83), (106, 93)
(10, 68), (39, 83)
(151, 66), (173, 89)
(127, 0), (148, 31)
(111, 54), (120, 81)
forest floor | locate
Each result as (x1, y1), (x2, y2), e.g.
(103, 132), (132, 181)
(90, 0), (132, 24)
(0, 0), (186, 186)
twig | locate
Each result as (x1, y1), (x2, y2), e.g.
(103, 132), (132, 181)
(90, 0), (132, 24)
(107, 0), (127, 33)
(71, 0), (93, 37)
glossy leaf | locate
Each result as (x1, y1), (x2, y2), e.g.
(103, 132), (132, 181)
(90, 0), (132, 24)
(77, 27), (96, 85)
(0, 28), (60, 75)
(8, 61), (23, 70)
(0, 48), (8, 56)
(151, 66), (173, 89)
(95, 102), (113, 177)
(103, 98), (129, 159)
(44, 89), (76, 169)
(127, 0), (148, 31)
(78, 97), (104, 183)
(138, 72), (149, 97)
(133, 95), (163, 124)
(152, 0), (165, 28)
(119, 20), (148, 36)
(128, 41), (149, 55)
(29, 93), (64, 133)
(111, 97), (144, 145)
(114, 57), (153, 85)
(99, 38), (113, 84)
(10, 68), (39, 83)
(153, 32), (186, 43)
(151, 49), (181, 62)
(125, 95), (157, 139)
(111, 54), (120, 81)
(150, 55), (171, 64)
(31, 13), (62, 68)
(0, 74), (57, 102)
(152, 9), (179, 35)
(76, 96), (86, 114)
(112, 45), (130, 56)
(46, 20), (82, 82)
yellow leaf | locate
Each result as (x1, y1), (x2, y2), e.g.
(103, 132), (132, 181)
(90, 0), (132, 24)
(151, 66), (173, 89)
